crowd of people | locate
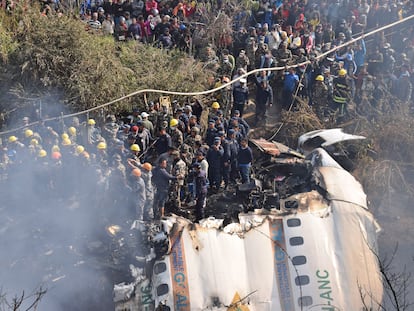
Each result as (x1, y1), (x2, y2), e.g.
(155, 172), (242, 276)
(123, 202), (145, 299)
(0, 101), (252, 223)
(69, 0), (413, 120)
(1, 0), (414, 223)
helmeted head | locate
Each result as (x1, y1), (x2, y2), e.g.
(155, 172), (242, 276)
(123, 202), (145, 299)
(315, 75), (324, 82)
(142, 162), (152, 172)
(97, 142), (107, 150)
(132, 168), (142, 177)
(25, 129), (34, 138)
(130, 144), (140, 152)
(338, 68), (347, 77)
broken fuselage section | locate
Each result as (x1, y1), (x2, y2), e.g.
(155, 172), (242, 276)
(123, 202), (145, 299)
(115, 129), (383, 311)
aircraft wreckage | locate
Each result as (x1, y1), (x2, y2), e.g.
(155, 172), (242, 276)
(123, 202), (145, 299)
(112, 129), (383, 311)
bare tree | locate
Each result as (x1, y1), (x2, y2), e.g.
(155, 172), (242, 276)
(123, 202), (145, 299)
(0, 287), (47, 311)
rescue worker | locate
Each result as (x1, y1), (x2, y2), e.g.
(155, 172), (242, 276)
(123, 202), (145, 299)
(209, 101), (221, 121)
(193, 162), (207, 222)
(204, 120), (217, 147)
(237, 138), (253, 184)
(171, 150), (187, 208)
(282, 67), (299, 110)
(102, 114), (119, 144)
(83, 118), (101, 148)
(206, 137), (224, 192)
(169, 118), (183, 149)
(184, 126), (200, 150)
(129, 143), (141, 161)
(152, 158), (181, 219)
(332, 68), (351, 120)
(96, 141), (109, 168)
(68, 126), (77, 144)
(140, 112), (154, 137)
(232, 78), (249, 117)
(154, 127), (172, 157)
(141, 162), (154, 221)
(130, 168), (146, 221)
(312, 75), (329, 120)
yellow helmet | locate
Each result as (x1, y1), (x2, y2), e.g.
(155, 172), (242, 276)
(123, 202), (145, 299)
(88, 119), (96, 125)
(315, 75), (324, 81)
(97, 142), (107, 150)
(212, 101), (220, 109)
(51, 145), (60, 152)
(25, 129), (34, 138)
(62, 138), (72, 146)
(38, 149), (47, 158)
(130, 144), (140, 152)
(8, 136), (18, 143)
(76, 145), (85, 154)
(170, 118), (179, 127)
(30, 138), (39, 146)
(61, 133), (69, 140)
(68, 127), (76, 136)
(338, 69), (347, 76)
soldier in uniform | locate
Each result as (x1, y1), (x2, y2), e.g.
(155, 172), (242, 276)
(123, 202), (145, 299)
(169, 118), (184, 149)
(171, 151), (187, 208)
(192, 162), (207, 222)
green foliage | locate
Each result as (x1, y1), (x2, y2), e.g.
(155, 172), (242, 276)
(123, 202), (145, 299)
(2, 5), (212, 115)
(0, 12), (19, 64)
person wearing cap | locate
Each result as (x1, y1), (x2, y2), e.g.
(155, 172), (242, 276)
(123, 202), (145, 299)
(135, 120), (151, 154)
(192, 162), (207, 222)
(206, 136), (224, 192)
(171, 149), (187, 208)
(184, 126), (200, 150)
(140, 112), (154, 137)
(188, 115), (201, 134)
(232, 76), (249, 117)
(233, 110), (250, 135)
(204, 119), (217, 147)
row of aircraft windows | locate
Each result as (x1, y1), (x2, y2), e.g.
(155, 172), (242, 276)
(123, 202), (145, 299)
(154, 217), (314, 306)
(288, 217), (314, 307)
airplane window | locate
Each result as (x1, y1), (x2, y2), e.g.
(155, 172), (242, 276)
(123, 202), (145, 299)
(154, 262), (167, 274)
(287, 218), (301, 227)
(156, 284), (169, 296)
(298, 296), (313, 307)
(295, 275), (310, 286)
(289, 236), (304, 246)
(292, 255), (307, 265)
